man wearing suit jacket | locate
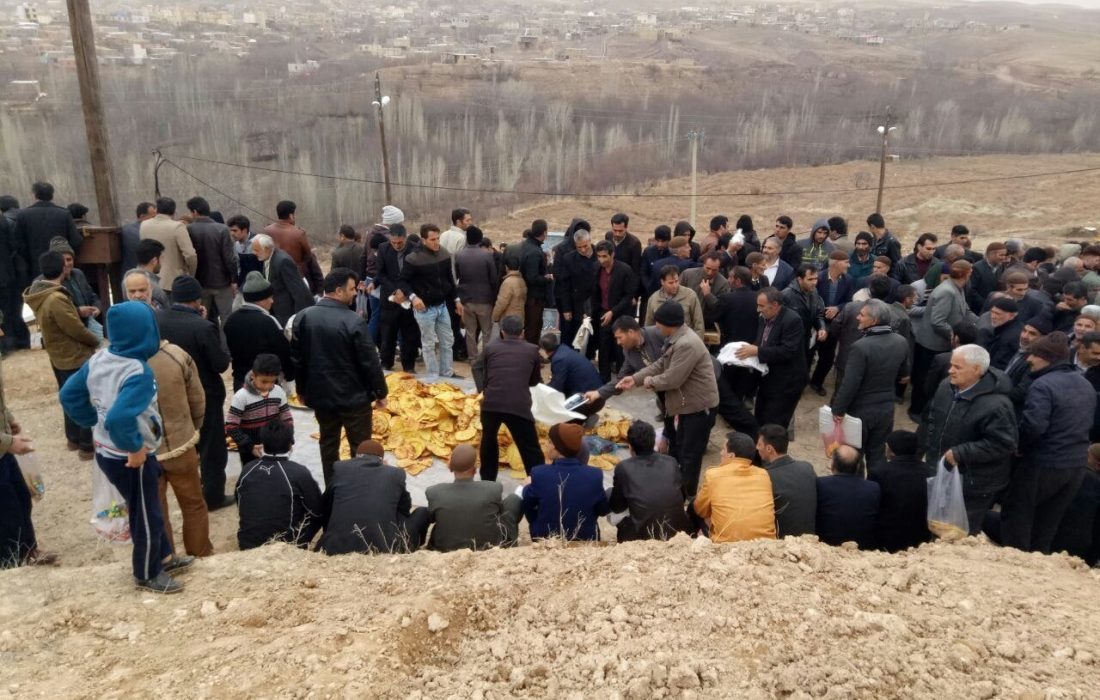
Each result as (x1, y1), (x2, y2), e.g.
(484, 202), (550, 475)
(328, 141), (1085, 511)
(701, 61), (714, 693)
(139, 198), (197, 296)
(374, 227), (420, 372)
(809, 251), (856, 394)
(426, 445), (522, 552)
(591, 240), (639, 382)
(736, 287), (808, 430)
(251, 234), (313, 326)
(13, 181), (83, 281)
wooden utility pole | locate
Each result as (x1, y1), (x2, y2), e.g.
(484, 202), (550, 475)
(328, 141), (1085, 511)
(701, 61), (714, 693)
(687, 130), (703, 228)
(373, 73), (393, 203)
(67, 0), (119, 227)
(875, 107), (895, 216)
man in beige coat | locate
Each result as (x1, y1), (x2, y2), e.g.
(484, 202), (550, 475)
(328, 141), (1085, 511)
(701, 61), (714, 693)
(644, 266), (705, 340)
(618, 301), (719, 498)
(140, 198), (197, 296)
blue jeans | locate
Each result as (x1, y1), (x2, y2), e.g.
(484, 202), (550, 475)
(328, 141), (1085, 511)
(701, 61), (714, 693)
(414, 303), (454, 377)
(96, 452), (172, 581)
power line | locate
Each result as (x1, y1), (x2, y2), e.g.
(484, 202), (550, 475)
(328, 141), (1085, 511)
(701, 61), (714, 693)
(160, 153), (1100, 199)
(159, 159), (273, 222)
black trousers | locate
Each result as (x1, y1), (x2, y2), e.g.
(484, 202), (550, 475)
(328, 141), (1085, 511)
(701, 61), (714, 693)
(53, 366), (93, 451)
(479, 410), (545, 482)
(665, 408), (717, 498)
(523, 298), (544, 345)
(595, 318), (622, 382)
(851, 402), (894, 473)
(754, 383), (805, 432)
(446, 298), (466, 360)
(0, 454), (36, 567)
(0, 286), (30, 352)
(379, 300), (421, 371)
(909, 343), (938, 416)
(315, 403), (373, 486)
(399, 507), (430, 552)
(1002, 464), (1086, 554)
(715, 371), (758, 439)
(197, 390), (229, 507)
(809, 334), (838, 389)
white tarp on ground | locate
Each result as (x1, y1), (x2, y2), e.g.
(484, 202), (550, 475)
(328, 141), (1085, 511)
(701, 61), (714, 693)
(225, 375), (649, 506)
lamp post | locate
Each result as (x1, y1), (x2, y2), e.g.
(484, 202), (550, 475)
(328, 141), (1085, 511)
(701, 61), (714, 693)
(372, 73), (392, 203)
(875, 110), (897, 215)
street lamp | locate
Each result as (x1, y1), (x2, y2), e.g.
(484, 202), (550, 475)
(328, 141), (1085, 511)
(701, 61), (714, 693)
(875, 117), (897, 215)
(372, 74), (393, 203)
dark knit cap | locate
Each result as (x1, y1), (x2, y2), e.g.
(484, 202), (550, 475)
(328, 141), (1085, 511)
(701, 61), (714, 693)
(990, 297), (1018, 313)
(653, 301), (685, 327)
(549, 423), (584, 459)
(1028, 331), (1070, 364)
(1024, 315), (1053, 335)
(242, 271), (273, 302)
(171, 275), (202, 303)
(886, 430), (919, 457)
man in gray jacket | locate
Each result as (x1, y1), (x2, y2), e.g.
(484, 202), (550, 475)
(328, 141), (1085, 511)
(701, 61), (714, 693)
(425, 445), (521, 552)
(911, 260), (977, 417)
(186, 197), (238, 328)
(608, 421), (690, 541)
(756, 424), (817, 537)
(831, 299), (910, 471)
(453, 226), (498, 360)
(618, 301), (719, 497)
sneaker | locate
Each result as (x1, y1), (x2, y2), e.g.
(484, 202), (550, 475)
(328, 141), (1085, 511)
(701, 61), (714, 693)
(135, 571), (183, 594)
(163, 555), (195, 574)
(809, 383), (826, 397)
(446, 372), (465, 380)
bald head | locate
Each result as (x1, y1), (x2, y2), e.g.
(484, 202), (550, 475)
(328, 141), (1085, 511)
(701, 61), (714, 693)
(831, 444), (865, 477)
(449, 444), (477, 477)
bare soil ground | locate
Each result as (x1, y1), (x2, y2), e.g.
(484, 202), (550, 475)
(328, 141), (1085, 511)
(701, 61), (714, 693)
(4, 153), (1099, 696)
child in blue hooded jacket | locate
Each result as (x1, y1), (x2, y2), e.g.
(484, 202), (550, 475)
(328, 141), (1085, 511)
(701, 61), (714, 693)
(60, 301), (193, 593)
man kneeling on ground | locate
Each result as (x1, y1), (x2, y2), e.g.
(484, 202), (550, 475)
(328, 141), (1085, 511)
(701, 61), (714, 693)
(425, 444), (522, 552)
(317, 440), (429, 554)
(235, 421), (322, 550)
(608, 420), (690, 541)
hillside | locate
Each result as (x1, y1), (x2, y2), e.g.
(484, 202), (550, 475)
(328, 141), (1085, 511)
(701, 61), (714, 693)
(482, 153), (1100, 245)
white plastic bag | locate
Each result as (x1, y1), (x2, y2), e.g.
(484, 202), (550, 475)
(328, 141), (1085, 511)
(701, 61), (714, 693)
(717, 342), (769, 376)
(529, 384), (586, 425)
(91, 466), (131, 544)
(817, 406), (862, 456)
(16, 453), (44, 501)
(573, 315), (593, 355)
(927, 458), (969, 540)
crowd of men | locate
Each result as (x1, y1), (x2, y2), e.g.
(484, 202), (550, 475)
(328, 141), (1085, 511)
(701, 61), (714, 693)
(2, 180), (1099, 593)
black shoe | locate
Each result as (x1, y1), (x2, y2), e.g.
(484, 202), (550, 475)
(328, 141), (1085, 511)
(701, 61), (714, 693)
(446, 372), (465, 380)
(809, 383), (826, 397)
(207, 495), (235, 511)
(135, 571), (183, 594)
(906, 411), (921, 424)
(163, 555), (195, 574)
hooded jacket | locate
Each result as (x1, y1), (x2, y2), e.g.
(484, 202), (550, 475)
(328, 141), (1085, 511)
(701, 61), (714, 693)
(147, 340), (205, 461)
(920, 368), (1018, 493)
(59, 302), (163, 457)
(1019, 362), (1096, 470)
(23, 279), (99, 370)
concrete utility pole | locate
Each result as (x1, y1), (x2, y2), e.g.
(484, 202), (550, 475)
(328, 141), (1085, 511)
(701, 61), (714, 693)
(687, 130), (704, 229)
(373, 73), (393, 204)
(875, 107), (896, 216)
(67, 0), (119, 227)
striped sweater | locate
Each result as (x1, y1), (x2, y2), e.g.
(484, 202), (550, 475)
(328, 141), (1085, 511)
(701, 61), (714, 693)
(225, 373), (293, 455)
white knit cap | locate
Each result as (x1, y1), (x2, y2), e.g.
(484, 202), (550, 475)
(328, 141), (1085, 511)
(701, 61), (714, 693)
(381, 205), (404, 225)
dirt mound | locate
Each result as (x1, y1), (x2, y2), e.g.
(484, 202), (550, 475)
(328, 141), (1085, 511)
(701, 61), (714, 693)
(2, 536), (1098, 698)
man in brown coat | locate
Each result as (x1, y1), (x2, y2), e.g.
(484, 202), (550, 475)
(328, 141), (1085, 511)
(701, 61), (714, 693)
(128, 273), (214, 557)
(618, 301), (719, 497)
(23, 251), (100, 459)
(139, 198), (197, 297)
(147, 340), (213, 557)
(263, 200), (318, 291)
(492, 256), (526, 324)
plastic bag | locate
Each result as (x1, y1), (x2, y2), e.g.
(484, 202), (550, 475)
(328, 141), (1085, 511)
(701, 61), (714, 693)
(583, 435), (616, 455)
(16, 453), (44, 501)
(573, 315), (593, 355)
(817, 406), (862, 457)
(91, 466), (131, 544)
(927, 458), (969, 540)
(529, 384), (587, 425)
